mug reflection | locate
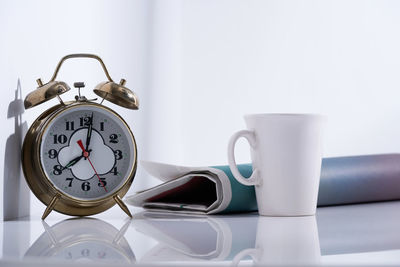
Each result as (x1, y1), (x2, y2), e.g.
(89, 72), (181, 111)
(233, 216), (321, 265)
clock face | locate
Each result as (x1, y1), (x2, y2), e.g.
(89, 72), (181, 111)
(39, 104), (136, 200)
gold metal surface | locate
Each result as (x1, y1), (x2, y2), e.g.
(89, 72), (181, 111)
(24, 81), (70, 109)
(22, 102), (137, 218)
(114, 195), (133, 218)
(36, 78), (44, 87)
(25, 53), (139, 110)
(42, 194), (60, 220)
(50, 54), (114, 82)
(94, 80), (139, 110)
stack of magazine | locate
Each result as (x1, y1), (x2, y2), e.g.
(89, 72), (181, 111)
(125, 154), (400, 214)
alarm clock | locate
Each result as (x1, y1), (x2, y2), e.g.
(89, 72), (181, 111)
(22, 54), (139, 219)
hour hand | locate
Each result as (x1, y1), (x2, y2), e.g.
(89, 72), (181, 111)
(85, 112), (94, 151)
(62, 155), (84, 170)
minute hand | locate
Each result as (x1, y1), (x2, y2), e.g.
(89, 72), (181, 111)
(85, 112), (94, 151)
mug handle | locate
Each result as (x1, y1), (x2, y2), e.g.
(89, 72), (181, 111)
(231, 248), (260, 266)
(227, 130), (261, 186)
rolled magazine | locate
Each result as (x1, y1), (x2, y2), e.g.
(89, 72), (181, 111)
(125, 154), (400, 214)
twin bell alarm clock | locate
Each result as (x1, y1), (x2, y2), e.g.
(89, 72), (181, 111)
(22, 54), (139, 219)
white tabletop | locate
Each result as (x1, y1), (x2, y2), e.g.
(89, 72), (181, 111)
(1, 200), (400, 266)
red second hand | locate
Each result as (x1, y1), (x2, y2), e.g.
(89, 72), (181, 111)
(77, 139), (107, 192)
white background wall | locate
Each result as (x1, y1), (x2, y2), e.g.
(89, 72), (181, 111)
(2, 0), (400, 219)
(179, 0), (400, 165)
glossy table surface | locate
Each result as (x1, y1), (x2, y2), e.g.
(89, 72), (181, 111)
(1, 200), (400, 266)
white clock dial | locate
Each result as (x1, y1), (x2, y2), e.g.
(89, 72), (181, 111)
(39, 105), (136, 200)
(58, 129), (115, 180)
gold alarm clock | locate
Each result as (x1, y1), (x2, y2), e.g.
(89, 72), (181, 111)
(22, 54), (138, 219)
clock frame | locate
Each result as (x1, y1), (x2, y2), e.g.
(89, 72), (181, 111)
(22, 102), (137, 219)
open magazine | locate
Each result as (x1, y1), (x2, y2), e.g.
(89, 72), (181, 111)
(125, 154), (400, 214)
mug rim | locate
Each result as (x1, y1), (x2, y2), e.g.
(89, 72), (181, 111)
(244, 113), (325, 120)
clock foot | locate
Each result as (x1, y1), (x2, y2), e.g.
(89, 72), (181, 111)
(41, 220), (58, 245)
(42, 194), (60, 220)
(113, 219), (131, 244)
(114, 195), (132, 218)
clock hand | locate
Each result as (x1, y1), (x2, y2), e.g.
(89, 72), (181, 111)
(77, 139), (107, 192)
(61, 148), (92, 170)
(85, 112), (94, 151)
(62, 155), (84, 170)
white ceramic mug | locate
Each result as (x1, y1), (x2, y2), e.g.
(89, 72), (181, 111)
(227, 113), (324, 216)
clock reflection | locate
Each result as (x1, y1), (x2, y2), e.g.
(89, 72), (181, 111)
(24, 218), (135, 263)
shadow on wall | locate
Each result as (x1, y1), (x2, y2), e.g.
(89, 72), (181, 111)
(3, 79), (30, 220)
